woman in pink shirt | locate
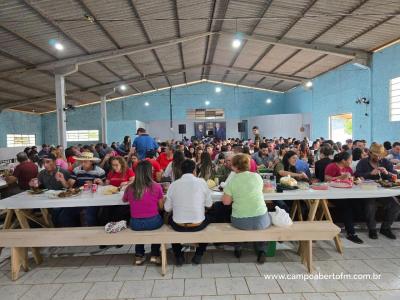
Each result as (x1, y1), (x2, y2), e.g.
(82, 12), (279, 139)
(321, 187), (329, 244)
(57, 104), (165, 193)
(123, 161), (164, 265)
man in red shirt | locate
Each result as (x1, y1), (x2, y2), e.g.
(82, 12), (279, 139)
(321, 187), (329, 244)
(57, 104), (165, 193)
(156, 145), (174, 170)
(5, 152), (38, 191)
(145, 150), (162, 182)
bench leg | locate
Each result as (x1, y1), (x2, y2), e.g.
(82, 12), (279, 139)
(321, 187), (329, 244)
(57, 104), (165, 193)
(0, 209), (14, 256)
(320, 199), (343, 254)
(303, 240), (313, 273)
(160, 243), (167, 276)
(11, 247), (28, 281)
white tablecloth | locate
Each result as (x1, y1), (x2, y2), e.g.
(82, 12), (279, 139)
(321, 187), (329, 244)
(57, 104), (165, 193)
(1, 185), (400, 210)
(0, 179), (7, 189)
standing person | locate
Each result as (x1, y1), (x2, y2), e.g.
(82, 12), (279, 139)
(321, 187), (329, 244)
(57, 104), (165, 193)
(221, 154), (271, 263)
(157, 144), (174, 170)
(117, 136), (132, 156)
(123, 161), (164, 265)
(5, 152), (38, 192)
(132, 128), (159, 160)
(355, 143), (400, 239)
(252, 126), (261, 149)
(325, 152), (363, 244)
(164, 159), (212, 266)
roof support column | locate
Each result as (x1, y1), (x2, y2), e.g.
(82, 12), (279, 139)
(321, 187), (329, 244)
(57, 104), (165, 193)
(54, 65), (77, 149)
(99, 89), (115, 144)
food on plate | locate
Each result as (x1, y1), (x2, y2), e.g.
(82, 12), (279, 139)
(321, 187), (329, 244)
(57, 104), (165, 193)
(28, 187), (46, 194)
(207, 179), (217, 189)
(359, 181), (379, 190)
(297, 182), (310, 190)
(329, 179), (353, 188)
(58, 188), (82, 198)
(103, 186), (120, 195)
(311, 183), (329, 190)
(376, 179), (400, 188)
(280, 176), (297, 187)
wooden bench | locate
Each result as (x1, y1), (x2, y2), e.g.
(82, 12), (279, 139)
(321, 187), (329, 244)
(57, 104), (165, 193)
(0, 221), (340, 280)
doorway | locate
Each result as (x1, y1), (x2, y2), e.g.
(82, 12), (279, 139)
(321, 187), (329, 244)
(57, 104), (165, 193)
(329, 113), (352, 143)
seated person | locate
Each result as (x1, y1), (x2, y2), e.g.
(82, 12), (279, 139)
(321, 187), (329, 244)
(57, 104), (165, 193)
(222, 154), (271, 264)
(71, 152), (106, 226)
(355, 143), (400, 240)
(145, 150), (163, 182)
(386, 141), (400, 165)
(197, 152), (216, 181)
(164, 159), (212, 266)
(29, 153), (75, 227)
(163, 151), (185, 182)
(6, 152), (38, 192)
(105, 156), (135, 188)
(274, 151), (309, 212)
(157, 144), (174, 171)
(314, 145), (333, 182)
(252, 142), (275, 168)
(123, 161), (164, 265)
(325, 152), (363, 244)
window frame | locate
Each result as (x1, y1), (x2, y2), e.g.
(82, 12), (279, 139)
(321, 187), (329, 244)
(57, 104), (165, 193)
(6, 134), (36, 148)
(66, 130), (99, 142)
(390, 76), (400, 122)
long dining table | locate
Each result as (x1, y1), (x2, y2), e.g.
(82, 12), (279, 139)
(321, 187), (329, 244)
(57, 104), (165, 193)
(1, 185), (400, 259)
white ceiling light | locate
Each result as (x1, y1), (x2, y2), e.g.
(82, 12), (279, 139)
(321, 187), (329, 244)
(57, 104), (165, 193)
(144, 102), (150, 106)
(54, 42), (64, 51)
(305, 81), (313, 88)
(215, 86), (222, 93)
(119, 84), (127, 91)
(232, 39), (241, 48)
(205, 100), (210, 106)
(266, 98), (272, 104)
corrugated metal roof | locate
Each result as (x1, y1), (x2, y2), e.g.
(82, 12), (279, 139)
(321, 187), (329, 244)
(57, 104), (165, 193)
(0, 0), (399, 112)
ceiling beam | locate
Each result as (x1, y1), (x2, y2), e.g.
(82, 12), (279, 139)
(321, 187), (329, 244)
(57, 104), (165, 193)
(221, 32), (370, 61)
(201, 0), (217, 80)
(204, 0), (230, 79)
(221, 0), (274, 82)
(172, 0), (187, 84)
(0, 32), (214, 78)
(212, 64), (306, 83)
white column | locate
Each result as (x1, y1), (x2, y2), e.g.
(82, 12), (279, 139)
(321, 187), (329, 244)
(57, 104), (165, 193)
(100, 95), (107, 144)
(54, 65), (78, 149)
(55, 73), (67, 148)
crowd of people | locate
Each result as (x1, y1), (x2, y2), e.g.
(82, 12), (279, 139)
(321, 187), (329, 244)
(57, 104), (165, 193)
(3, 125), (400, 266)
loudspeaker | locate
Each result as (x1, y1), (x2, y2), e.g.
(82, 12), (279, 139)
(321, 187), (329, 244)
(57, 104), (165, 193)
(178, 124), (186, 134)
(238, 122), (245, 133)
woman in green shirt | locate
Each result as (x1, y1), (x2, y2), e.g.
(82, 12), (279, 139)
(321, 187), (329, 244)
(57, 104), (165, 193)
(222, 154), (271, 264)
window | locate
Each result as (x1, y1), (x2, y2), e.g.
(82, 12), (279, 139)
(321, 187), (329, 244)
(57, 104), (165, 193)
(390, 76), (400, 121)
(187, 109), (224, 120)
(7, 134), (36, 147)
(329, 113), (352, 144)
(66, 130), (99, 142)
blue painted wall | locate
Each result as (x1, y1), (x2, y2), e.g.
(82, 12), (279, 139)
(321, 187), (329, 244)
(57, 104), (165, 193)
(0, 110), (42, 147)
(41, 82), (284, 145)
(285, 63), (372, 141)
(371, 43), (400, 142)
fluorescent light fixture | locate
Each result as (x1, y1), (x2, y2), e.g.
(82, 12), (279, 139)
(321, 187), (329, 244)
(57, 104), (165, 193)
(144, 102), (150, 106)
(119, 84), (127, 91)
(266, 98), (272, 104)
(232, 39), (241, 48)
(205, 100), (210, 106)
(215, 86), (222, 93)
(54, 42), (64, 51)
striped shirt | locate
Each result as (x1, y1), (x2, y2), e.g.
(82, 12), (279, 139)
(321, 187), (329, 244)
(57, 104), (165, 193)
(71, 165), (106, 187)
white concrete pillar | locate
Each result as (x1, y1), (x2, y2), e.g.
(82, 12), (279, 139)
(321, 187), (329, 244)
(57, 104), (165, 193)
(54, 65), (78, 149)
(99, 89), (115, 144)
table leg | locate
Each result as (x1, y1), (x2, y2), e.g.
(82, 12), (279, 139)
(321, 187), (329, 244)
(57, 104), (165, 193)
(307, 200), (320, 221)
(160, 243), (167, 276)
(15, 209), (43, 264)
(321, 199), (343, 254)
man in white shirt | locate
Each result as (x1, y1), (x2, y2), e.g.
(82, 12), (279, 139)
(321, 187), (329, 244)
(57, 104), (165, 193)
(165, 159), (212, 266)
